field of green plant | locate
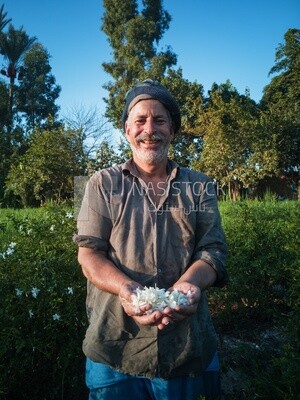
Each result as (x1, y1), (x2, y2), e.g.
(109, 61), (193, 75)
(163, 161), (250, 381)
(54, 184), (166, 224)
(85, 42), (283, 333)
(0, 200), (299, 399)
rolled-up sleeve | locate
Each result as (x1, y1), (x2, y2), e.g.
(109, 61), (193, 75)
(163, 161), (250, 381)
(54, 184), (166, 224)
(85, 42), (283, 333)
(73, 172), (112, 252)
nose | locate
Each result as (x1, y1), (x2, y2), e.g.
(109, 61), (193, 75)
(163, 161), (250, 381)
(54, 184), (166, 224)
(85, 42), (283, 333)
(143, 117), (156, 134)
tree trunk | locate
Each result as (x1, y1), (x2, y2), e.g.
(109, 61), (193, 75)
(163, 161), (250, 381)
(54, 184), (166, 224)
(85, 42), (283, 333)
(8, 75), (15, 137)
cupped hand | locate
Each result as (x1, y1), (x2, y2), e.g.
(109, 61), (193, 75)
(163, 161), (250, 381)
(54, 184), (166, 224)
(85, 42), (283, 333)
(132, 310), (169, 330)
(162, 282), (201, 322)
(118, 281), (151, 316)
(118, 282), (172, 330)
(119, 281), (200, 330)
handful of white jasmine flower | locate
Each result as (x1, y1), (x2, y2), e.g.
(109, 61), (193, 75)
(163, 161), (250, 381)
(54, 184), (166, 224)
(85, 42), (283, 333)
(132, 286), (192, 314)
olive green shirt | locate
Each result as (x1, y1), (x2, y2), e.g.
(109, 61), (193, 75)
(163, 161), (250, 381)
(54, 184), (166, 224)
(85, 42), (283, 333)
(74, 159), (228, 379)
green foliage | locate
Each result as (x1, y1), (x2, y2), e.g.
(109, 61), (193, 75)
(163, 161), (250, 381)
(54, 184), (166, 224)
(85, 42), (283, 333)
(86, 139), (122, 174)
(209, 200), (300, 399)
(0, 205), (88, 399)
(162, 67), (204, 135)
(0, 202), (299, 399)
(168, 132), (203, 168)
(0, 4), (11, 32)
(101, 0), (177, 129)
(0, 80), (10, 202)
(0, 79), (9, 128)
(5, 124), (84, 206)
(0, 23), (36, 67)
(15, 42), (61, 130)
(261, 29), (300, 188)
(215, 200), (299, 323)
(0, 23), (37, 133)
(193, 83), (278, 199)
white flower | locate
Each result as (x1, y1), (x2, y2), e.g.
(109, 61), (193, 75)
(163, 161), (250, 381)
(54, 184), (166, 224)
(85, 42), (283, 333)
(66, 287), (74, 295)
(167, 290), (191, 308)
(29, 309), (34, 318)
(27, 229), (33, 235)
(50, 225), (55, 232)
(0, 252), (5, 259)
(31, 287), (40, 298)
(6, 247), (15, 256)
(15, 288), (23, 297)
(19, 225), (24, 232)
(5, 242), (16, 256)
(66, 212), (73, 219)
(131, 286), (191, 314)
(52, 313), (61, 321)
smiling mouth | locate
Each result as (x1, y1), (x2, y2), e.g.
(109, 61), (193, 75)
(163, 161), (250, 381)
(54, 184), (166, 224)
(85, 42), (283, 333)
(141, 139), (161, 144)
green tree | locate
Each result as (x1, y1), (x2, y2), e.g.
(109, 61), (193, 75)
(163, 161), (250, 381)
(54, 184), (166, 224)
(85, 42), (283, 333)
(194, 82), (277, 199)
(0, 79), (9, 129)
(86, 139), (121, 174)
(0, 4), (11, 32)
(261, 29), (300, 199)
(6, 125), (84, 206)
(15, 43), (61, 131)
(0, 80), (10, 203)
(162, 68), (204, 167)
(0, 24), (36, 133)
(101, 0), (177, 129)
(116, 136), (133, 163)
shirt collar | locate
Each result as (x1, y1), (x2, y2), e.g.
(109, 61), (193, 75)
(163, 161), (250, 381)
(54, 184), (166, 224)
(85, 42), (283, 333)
(121, 158), (179, 180)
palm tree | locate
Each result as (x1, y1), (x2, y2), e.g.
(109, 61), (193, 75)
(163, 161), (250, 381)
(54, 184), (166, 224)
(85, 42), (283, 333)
(0, 24), (36, 134)
(0, 4), (11, 32)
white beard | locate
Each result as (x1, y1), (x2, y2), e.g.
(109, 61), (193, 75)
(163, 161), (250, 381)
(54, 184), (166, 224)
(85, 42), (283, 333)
(131, 143), (170, 164)
(130, 131), (172, 164)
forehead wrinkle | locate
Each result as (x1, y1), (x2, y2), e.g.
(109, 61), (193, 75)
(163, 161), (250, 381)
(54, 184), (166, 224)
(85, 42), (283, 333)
(127, 101), (172, 124)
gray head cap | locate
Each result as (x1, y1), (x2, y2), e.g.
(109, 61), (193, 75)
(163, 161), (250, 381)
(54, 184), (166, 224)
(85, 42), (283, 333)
(122, 79), (181, 133)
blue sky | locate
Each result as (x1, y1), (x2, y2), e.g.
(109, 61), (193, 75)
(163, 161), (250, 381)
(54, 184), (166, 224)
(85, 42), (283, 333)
(2, 0), (300, 119)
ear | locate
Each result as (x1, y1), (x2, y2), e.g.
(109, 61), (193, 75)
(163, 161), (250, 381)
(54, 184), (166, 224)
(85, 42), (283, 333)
(124, 121), (130, 140)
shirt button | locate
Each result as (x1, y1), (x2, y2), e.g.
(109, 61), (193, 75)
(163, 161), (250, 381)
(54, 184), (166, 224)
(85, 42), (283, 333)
(157, 268), (162, 273)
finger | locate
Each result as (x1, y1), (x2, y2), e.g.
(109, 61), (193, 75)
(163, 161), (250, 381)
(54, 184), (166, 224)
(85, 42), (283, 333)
(161, 315), (172, 326)
(133, 310), (163, 326)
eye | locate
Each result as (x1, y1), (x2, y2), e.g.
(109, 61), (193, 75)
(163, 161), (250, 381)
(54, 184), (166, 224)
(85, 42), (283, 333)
(155, 118), (167, 125)
(135, 118), (146, 125)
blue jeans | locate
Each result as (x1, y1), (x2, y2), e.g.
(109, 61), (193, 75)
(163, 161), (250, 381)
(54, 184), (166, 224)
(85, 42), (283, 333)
(86, 353), (221, 400)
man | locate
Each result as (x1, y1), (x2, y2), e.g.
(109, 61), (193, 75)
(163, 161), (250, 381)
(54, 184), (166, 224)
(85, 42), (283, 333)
(74, 79), (228, 400)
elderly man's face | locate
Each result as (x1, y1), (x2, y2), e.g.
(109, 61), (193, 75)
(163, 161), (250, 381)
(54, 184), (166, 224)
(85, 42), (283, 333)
(125, 99), (174, 164)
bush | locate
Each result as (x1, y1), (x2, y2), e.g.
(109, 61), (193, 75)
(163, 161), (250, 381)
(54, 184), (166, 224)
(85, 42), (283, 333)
(0, 200), (299, 399)
(210, 199), (300, 399)
(0, 205), (88, 399)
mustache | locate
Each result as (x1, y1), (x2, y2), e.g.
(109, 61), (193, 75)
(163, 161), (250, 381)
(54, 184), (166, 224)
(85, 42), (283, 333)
(136, 132), (165, 142)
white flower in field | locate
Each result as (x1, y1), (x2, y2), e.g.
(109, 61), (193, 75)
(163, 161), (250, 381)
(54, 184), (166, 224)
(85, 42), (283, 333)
(6, 247), (15, 256)
(66, 212), (73, 219)
(15, 288), (23, 297)
(9, 242), (16, 248)
(29, 309), (34, 318)
(19, 225), (23, 232)
(31, 287), (40, 298)
(0, 252), (5, 259)
(50, 225), (55, 232)
(66, 287), (74, 295)
(52, 313), (61, 321)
